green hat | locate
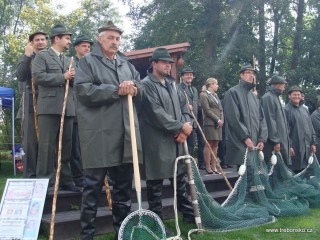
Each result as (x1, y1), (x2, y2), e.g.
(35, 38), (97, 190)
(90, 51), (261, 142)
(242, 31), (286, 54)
(181, 66), (195, 75)
(239, 64), (256, 74)
(288, 85), (303, 94)
(149, 48), (174, 63)
(29, 31), (48, 42)
(98, 21), (123, 35)
(269, 75), (287, 85)
(50, 24), (72, 38)
(73, 34), (93, 46)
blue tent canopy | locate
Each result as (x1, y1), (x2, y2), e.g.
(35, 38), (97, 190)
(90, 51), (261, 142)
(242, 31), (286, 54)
(0, 86), (16, 175)
(0, 87), (15, 108)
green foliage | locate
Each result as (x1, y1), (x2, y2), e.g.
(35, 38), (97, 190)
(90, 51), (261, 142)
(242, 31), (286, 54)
(0, 0), (120, 147)
(128, 0), (320, 103)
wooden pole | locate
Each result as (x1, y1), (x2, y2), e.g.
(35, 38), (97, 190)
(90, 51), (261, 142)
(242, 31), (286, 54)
(49, 57), (73, 240)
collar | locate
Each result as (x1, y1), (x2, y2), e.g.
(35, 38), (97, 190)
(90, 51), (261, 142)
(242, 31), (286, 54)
(239, 79), (255, 91)
(269, 86), (282, 96)
(50, 47), (63, 57)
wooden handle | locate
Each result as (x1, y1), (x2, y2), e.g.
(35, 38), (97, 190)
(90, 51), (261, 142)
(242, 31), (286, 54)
(49, 57), (73, 240)
(104, 176), (112, 210)
(128, 95), (141, 193)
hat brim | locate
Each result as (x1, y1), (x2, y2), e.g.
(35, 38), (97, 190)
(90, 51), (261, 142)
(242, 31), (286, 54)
(149, 57), (174, 63)
(74, 40), (94, 46)
(288, 89), (303, 94)
(239, 68), (257, 74)
(270, 80), (287, 85)
(181, 71), (195, 75)
(50, 32), (73, 38)
(98, 27), (123, 34)
(29, 31), (48, 42)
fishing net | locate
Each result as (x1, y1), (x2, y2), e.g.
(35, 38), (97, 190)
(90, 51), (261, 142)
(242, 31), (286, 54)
(222, 149), (309, 217)
(294, 154), (320, 191)
(189, 150), (274, 231)
(266, 152), (320, 208)
(118, 209), (166, 240)
(118, 95), (166, 240)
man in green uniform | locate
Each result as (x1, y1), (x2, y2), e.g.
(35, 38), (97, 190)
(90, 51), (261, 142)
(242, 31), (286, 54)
(285, 86), (316, 172)
(139, 48), (195, 230)
(75, 21), (143, 240)
(16, 31), (48, 178)
(224, 64), (267, 165)
(261, 75), (291, 165)
(177, 66), (198, 156)
(71, 34), (93, 188)
(32, 24), (80, 192)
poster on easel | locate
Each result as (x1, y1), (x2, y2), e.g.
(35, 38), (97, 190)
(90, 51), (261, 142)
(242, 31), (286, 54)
(0, 179), (49, 240)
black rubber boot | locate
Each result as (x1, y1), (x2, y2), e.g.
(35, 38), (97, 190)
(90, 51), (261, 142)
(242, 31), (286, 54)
(80, 168), (106, 240)
(108, 164), (133, 235)
(146, 179), (164, 220)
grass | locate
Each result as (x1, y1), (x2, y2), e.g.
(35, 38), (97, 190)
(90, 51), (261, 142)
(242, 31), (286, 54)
(1, 160), (320, 240)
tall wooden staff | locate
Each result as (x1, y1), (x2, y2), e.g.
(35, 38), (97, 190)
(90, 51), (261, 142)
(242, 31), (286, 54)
(49, 57), (73, 240)
(104, 176), (112, 210)
(30, 67), (39, 141)
(183, 91), (233, 191)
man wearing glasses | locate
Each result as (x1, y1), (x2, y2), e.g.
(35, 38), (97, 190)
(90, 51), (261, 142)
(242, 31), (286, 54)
(223, 64), (268, 167)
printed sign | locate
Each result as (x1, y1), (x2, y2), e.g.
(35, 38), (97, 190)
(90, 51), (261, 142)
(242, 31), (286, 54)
(0, 179), (49, 240)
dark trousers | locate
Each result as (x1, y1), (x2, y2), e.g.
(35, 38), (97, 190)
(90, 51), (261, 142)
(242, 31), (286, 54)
(146, 174), (194, 220)
(36, 115), (74, 186)
(71, 121), (83, 186)
(22, 91), (38, 178)
(22, 109), (38, 178)
(80, 164), (133, 240)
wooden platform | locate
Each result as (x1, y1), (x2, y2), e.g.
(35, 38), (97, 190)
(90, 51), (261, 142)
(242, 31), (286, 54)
(40, 167), (238, 239)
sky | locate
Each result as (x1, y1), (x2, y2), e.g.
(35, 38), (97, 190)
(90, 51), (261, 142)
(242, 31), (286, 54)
(51, 0), (146, 35)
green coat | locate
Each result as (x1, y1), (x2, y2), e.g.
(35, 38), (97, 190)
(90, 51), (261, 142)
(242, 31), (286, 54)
(139, 73), (187, 180)
(224, 80), (268, 165)
(74, 44), (142, 169)
(32, 48), (75, 116)
(285, 101), (316, 171)
(261, 87), (291, 165)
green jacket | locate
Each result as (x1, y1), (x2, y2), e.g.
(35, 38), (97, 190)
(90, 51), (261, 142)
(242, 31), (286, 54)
(139, 73), (188, 180)
(224, 80), (268, 165)
(32, 48), (75, 116)
(75, 44), (142, 169)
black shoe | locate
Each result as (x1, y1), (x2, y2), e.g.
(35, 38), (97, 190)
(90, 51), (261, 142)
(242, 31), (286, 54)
(60, 184), (82, 192)
(205, 168), (213, 174)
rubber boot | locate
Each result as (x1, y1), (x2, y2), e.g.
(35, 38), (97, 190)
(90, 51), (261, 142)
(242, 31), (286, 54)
(146, 179), (164, 219)
(109, 164), (133, 236)
(80, 168), (106, 240)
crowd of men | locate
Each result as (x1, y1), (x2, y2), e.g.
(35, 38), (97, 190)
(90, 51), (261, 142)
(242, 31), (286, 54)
(16, 21), (318, 239)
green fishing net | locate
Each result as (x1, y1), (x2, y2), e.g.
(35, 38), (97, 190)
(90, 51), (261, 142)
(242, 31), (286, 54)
(267, 152), (320, 208)
(190, 150), (274, 231)
(295, 154), (320, 191)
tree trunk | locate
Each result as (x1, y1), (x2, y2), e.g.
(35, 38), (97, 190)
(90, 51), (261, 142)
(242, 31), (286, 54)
(269, 7), (281, 76)
(202, 0), (221, 75)
(290, 0), (305, 85)
(257, 0), (266, 95)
